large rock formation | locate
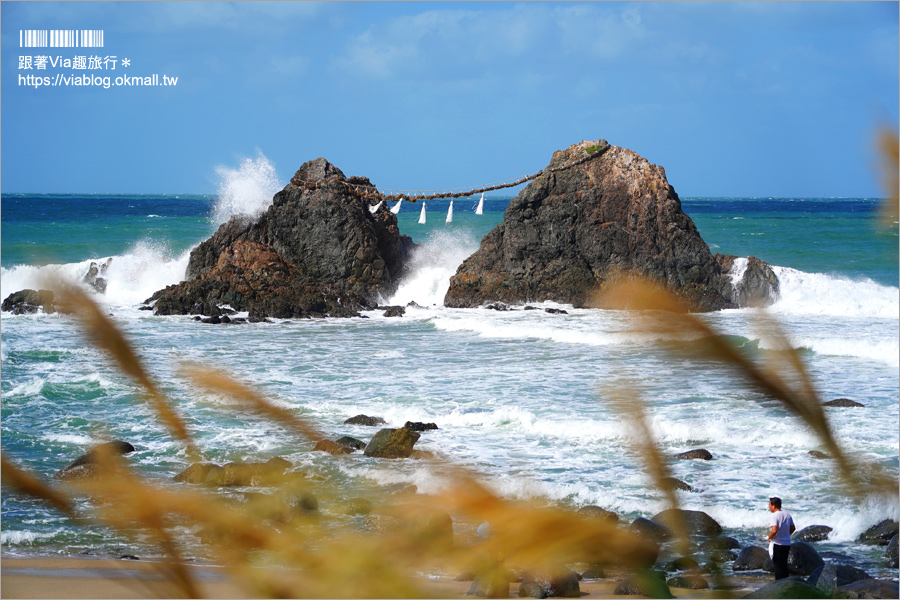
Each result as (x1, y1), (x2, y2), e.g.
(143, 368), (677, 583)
(148, 158), (416, 319)
(444, 140), (777, 311)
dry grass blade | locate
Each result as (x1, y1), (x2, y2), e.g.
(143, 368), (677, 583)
(594, 276), (897, 498)
(49, 281), (196, 454)
(1, 455), (78, 519)
(878, 127), (899, 224)
(603, 385), (690, 555)
(179, 363), (324, 442)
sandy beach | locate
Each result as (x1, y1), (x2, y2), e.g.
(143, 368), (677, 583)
(1, 556), (763, 599)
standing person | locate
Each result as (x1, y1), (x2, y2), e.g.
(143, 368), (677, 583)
(767, 497), (796, 580)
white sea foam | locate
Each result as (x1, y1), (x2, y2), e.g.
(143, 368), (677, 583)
(770, 336), (900, 367)
(1, 530), (60, 545)
(387, 230), (480, 306)
(42, 432), (95, 446)
(769, 266), (899, 319)
(6, 378), (46, 397)
(211, 152), (282, 225)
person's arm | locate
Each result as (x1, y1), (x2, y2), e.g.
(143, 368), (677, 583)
(767, 525), (777, 541)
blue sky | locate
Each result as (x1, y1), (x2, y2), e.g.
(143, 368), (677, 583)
(2, 1), (897, 196)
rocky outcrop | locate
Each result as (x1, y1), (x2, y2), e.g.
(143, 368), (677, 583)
(173, 457), (292, 486)
(148, 158), (416, 319)
(82, 259), (111, 294)
(858, 519), (899, 544)
(576, 505), (619, 523)
(824, 398), (865, 408)
(344, 414), (386, 426)
(716, 255), (780, 307)
(444, 140), (778, 311)
(2, 289), (57, 314)
(675, 448), (712, 460)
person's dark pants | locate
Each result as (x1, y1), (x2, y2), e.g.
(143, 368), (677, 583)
(772, 543), (791, 580)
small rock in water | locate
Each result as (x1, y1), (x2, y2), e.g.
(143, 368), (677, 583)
(666, 575), (708, 590)
(119, 554), (140, 560)
(313, 440), (353, 455)
(698, 536), (740, 551)
(335, 436), (366, 450)
(544, 308), (568, 314)
(733, 546), (769, 571)
(823, 398), (865, 407)
(403, 421), (438, 432)
(344, 414), (386, 426)
(382, 306), (405, 317)
(576, 505), (619, 523)
(485, 302), (510, 311)
(674, 448), (712, 460)
(363, 427), (420, 458)
(664, 556), (699, 572)
(808, 450), (831, 459)
(660, 477), (693, 492)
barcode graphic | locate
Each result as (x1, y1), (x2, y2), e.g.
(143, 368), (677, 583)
(19, 30), (104, 48)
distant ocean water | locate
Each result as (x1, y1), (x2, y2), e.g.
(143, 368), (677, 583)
(2, 166), (898, 578)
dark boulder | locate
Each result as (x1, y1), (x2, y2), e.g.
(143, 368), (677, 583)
(631, 517), (672, 542)
(792, 525), (832, 543)
(675, 448), (712, 460)
(344, 414), (387, 426)
(742, 578), (827, 599)
(832, 579), (899, 599)
(54, 440), (135, 480)
(382, 306), (405, 317)
(613, 571), (673, 598)
(807, 564), (871, 595)
(2, 289), (57, 314)
(858, 519), (899, 544)
(467, 566), (510, 598)
(544, 308), (568, 314)
(709, 549), (737, 562)
(403, 421), (438, 432)
(576, 505), (619, 523)
(733, 546), (770, 571)
(364, 427), (420, 458)
(444, 140), (776, 311)
(698, 536), (740, 551)
(786, 541), (824, 576)
(808, 450), (830, 459)
(664, 556), (699, 572)
(518, 569), (580, 598)
(885, 534), (898, 566)
(313, 440), (353, 455)
(148, 157), (416, 319)
(666, 575), (708, 590)
(335, 436), (367, 450)
(651, 508), (722, 537)
(823, 398), (865, 408)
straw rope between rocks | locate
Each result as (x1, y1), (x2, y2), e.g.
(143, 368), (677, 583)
(292, 143), (611, 204)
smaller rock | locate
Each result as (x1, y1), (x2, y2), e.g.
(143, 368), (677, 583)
(808, 450), (830, 459)
(382, 306), (405, 317)
(544, 308), (568, 314)
(54, 464), (100, 481)
(675, 449), (712, 460)
(519, 569), (580, 598)
(792, 525), (832, 542)
(467, 566), (510, 598)
(313, 440), (353, 455)
(404, 421), (438, 432)
(201, 316), (221, 324)
(174, 462), (219, 484)
(733, 546), (769, 571)
(651, 508), (722, 537)
(885, 534), (898, 561)
(485, 302), (510, 311)
(698, 536), (741, 551)
(613, 572), (673, 598)
(823, 398), (865, 408)
(579, 566), (605, 579)
(742, 578), (827, 599)
(660, 477), (693, 492)
(832, 579), (899, 599)
(631, 517), (672, 542)
(335, 436), (366, 450)
(523, 306), (538, 310)
(2, 289), (57, 314)
(344, 414), (387, 426)
(55, 440), (136, 480)
(807, 563), (871, 595)
(664, 556), (699, 572)
(576, 505), (619, 523)
(138, 305), (153, 311)
(709, 550), (737, 562)
(406, 301), (424, 309)
(666, 575), (708, 590)
(858, 519), (899, 544)
(364, 427), (420, 458)
(119, 554), (140, 560)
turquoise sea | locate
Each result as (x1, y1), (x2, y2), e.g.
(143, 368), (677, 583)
(1, 165), (898, 579)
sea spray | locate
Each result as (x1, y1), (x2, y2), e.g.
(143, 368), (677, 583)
(387, 229), (479, 306)
(769, 266), (899, 319)
(211, 152), (282, 225)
